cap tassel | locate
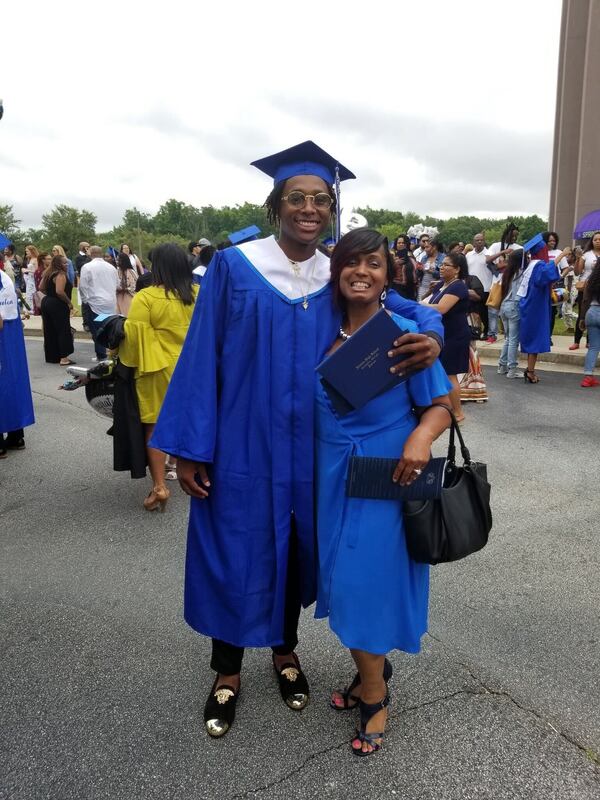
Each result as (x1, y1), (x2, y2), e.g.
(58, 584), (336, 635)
(335, 164), (341, 243)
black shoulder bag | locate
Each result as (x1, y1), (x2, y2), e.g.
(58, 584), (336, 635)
(403, 406), (492, 564)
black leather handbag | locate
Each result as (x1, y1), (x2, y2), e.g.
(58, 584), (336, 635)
(403, 406), (492, 564)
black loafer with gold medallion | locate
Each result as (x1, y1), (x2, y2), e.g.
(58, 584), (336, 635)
(204, 677), (240, 738)
(272, 652), (309, 710)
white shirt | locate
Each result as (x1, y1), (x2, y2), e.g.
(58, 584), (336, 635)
(79, 258), (118, 315)
(466, 247), (493, 292)
(581, 250), (600, 283)
(487, 242), (523, 263)
(0, 270), (19, 320)
(548, 249), (569, 273)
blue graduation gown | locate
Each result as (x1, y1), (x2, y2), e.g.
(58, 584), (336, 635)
(0, 319), (35, 433)
(150, 243), (444, 648)
(519, 260), (560, 354)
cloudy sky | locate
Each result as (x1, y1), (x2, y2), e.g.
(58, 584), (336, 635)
(3, 0), (563, 231)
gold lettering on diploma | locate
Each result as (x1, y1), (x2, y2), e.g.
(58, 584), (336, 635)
(355, 347), (380, 371)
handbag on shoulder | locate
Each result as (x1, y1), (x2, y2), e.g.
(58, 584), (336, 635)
(486, 281), (502, 309)
(403, 405), (492, 564)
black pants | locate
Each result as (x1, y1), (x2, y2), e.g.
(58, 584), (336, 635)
(479, 297), (489, 337)
(210, 524), (302, 675)
(0, 429), (24, 448)
(575, 292), (585, 344)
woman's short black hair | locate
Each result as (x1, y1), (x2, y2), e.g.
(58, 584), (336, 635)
(543, 231), (559, 247)
(199, 245), (216, 267)
(150, 243), (195, 305)
(393, 234), (410, 251)
(429, 236), (445, 254)
(117, 252), (131, 271)
(329, 228), (394, 311)
(264, 179), (337, 226)
(445, 251), (469, 281)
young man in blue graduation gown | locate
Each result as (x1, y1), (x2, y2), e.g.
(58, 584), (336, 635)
(517, 233), (571, 383)
(150, 141), (445, 737)
(0, 270), (35, 456)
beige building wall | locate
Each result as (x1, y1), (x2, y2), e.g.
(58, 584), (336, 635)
(549, 0), (600, 243)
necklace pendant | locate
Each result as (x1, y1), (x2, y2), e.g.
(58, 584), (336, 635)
(302, 299), (309, 310)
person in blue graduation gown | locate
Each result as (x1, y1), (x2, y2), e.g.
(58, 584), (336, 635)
(150, 141), (445, 738)
(314, 228), (451, 756)
(518, 234), (571, 383)
(0, 270), (35, 456)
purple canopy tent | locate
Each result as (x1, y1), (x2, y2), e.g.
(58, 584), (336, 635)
(574, 209), (600, 239)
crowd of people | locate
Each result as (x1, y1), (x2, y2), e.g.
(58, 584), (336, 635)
(2, 138), (600, 758)
(387, 225), (600, 390)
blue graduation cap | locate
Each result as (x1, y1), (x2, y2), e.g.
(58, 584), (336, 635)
(251, 141), (356, 245)
(228, 225), (261, 245)
(251, 140), (355, 186)
(0, 233), (12, 249)
(322, 237), (336, 247)
(522, 233), (546, 255)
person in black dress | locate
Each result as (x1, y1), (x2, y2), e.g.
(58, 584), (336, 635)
(423, 252), (470, 421)
(40, 255), (75, 365)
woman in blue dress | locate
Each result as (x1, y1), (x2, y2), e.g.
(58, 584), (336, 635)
(315, 229), (451, 756)
(0, 270), (35, 457)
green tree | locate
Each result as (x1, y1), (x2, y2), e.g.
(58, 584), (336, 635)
(121, 207), (155, 233)
(40, 205), (97, 259)
(153, 199), (203, 239)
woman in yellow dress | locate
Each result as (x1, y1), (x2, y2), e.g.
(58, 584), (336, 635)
(118, 243), (198, 511)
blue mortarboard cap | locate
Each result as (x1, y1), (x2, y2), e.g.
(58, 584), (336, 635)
(229, 225), (261, 245)
(0, 233), (12, 248)
(251, 140), (356, 186)
(322, 237), (335, 247)
(522, 233), (545, 255)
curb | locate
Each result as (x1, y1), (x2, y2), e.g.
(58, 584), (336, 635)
(477, 343), (585, 367)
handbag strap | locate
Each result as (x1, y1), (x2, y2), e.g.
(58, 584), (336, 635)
(415, 403), (472, 465)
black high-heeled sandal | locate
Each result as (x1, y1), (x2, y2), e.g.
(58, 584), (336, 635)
(330, 658), (393, 711)
(524, 370), (540, 383)
(351, 692), (390, 757)
(203, 675), (241, 738)
(272, 652), (309, 710)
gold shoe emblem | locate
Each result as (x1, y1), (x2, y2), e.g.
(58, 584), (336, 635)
(214, 688), (234, 705)
(281, 667), (299, 682)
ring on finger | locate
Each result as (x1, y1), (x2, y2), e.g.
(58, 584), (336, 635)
(413, 468), (423, 475)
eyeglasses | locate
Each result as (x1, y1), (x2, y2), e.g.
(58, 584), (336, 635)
(282, 191), (333, 210)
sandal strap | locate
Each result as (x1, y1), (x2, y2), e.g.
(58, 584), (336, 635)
(355, 729), (385, 744)
(358, 693), (390, 730)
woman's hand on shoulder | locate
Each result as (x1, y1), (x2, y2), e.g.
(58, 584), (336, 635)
(388, 333), (441, 375)
(177, 458), (211, 499)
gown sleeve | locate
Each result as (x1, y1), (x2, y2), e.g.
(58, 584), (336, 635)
(533, 260), (560, 287)
(149, 252), (232, 463)
(384, 288), (444, 341)
(407, 361), (452, 407)
(119, 291), (170, 375)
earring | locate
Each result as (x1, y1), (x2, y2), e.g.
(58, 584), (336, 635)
(380, 289), (387, 304)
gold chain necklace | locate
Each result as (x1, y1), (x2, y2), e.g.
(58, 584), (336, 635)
(288, 255), (318, 310)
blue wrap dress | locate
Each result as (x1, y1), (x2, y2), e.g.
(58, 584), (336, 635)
(315, 315), (451, 655)
(150, 241), (444, 649)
